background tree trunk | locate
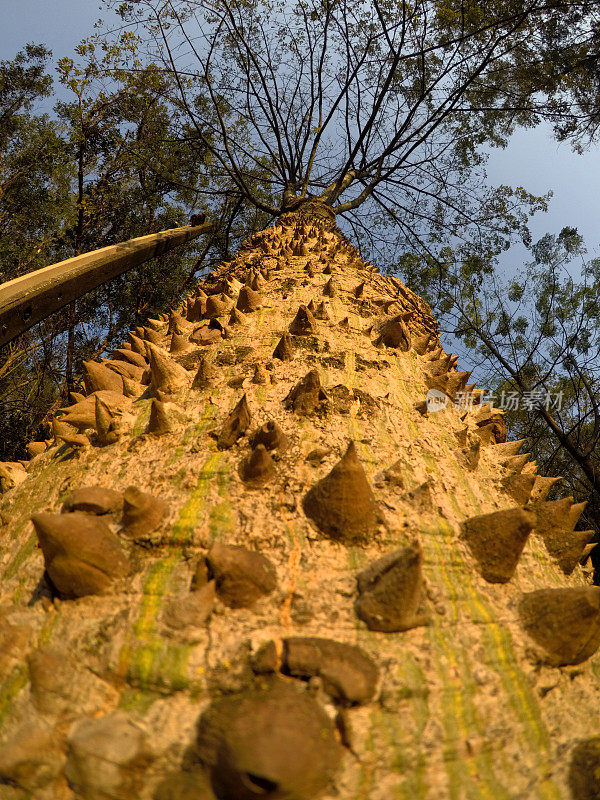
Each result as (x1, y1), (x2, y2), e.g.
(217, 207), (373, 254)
(0, 200), (597, 799)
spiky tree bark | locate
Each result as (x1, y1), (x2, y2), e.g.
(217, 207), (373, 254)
(0, 198), (598, 800)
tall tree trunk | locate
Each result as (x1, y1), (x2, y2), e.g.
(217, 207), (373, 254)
(65, 300), (76, 395)
(0, 200), (598, 799)
(65, 139), (86, 395)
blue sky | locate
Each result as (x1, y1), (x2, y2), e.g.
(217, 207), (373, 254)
(1, 1), (107, 65)
(486, 127), (600, 264)
(3, 0), (600, 267)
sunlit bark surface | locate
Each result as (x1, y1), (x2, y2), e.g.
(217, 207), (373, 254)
(0, 200), (598, 800)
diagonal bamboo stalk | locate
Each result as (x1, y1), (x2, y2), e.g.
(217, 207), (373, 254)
(0, 222), (214, 348)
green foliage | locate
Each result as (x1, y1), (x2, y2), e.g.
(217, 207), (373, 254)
(400, 227), (600, 577)
(0, 46), (73, 279)
(0, 39), (218, 460)
(107, 0), (581, 266)
(0, 43), (53, 143)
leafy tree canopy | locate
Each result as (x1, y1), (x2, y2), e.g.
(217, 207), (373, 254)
(105, 0), (600, 270)
(0, 39), (224, 459)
